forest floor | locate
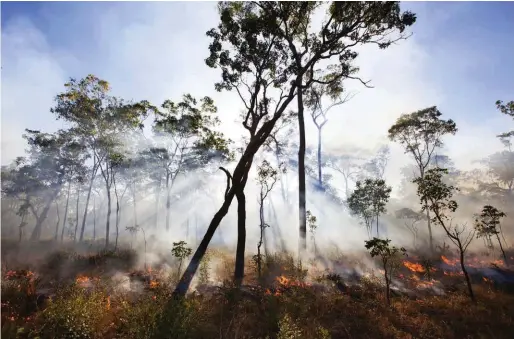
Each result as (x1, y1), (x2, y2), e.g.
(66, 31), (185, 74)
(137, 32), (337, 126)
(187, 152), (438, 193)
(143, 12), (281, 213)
(1, 239), (514, 339)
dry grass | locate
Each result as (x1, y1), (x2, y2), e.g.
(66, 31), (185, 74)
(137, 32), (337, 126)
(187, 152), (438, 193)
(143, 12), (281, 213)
(2, 244), (514, 339)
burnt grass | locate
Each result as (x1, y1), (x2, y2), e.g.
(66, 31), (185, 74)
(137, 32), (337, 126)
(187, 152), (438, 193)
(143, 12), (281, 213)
(2, 240), (514, 339)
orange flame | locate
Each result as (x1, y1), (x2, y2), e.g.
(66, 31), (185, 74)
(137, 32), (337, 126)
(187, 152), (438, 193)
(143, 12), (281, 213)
(403, 261), (425, 273)
(149, 280), (159, 289)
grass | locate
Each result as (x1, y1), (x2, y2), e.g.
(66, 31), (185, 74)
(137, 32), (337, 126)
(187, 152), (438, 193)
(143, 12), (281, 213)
(1, 242), (514, 339)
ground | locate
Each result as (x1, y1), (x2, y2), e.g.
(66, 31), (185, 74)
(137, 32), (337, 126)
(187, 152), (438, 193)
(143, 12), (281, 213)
(1, 239), (514, 339)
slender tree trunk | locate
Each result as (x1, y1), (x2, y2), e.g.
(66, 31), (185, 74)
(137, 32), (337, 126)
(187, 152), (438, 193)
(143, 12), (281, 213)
(132, 183), (138, 227)
(79, 164), (98, 242)
(458, 242), (475, 302)
(317, 127), (322, 187)
(105, 187), (112, 249)
(93, 197), (96, 242)
(426, 203), (433, 253)
(496, 233), (508, 265)
(19, 214), (26, 243)
(234, 189), (247, 287)
(74, 187), (81, 242)
(30, 186), (62, 241)
(54, 202), (60, 241)
(297, 88), (307, 257)
(61, 182), (71, 243)
(257, 193), (265, 279)
(376, 215), (379, 238)
(154, 179), (162, 229)
(166, 173), (171, 231)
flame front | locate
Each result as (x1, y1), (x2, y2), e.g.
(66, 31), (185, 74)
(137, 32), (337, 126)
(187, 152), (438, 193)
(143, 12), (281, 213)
(403, 261), (425, 273)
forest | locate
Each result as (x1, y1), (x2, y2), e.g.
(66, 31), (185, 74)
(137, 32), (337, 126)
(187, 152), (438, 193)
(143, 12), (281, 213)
(1, 2), (514, 339)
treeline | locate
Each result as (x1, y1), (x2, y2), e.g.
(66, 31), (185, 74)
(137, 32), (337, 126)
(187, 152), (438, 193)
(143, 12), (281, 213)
(1, 2), (513, 297)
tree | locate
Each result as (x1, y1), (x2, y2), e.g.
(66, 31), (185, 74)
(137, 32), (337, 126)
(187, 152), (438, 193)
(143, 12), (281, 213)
(414, 168), (476, 302)
(475, 205), (508, 265)
(495, 99), (514, 140)
(388, 106), (457, 253)
(152, 94), (232, 232)
(173, 1), (416, 297)
(305, 84), (354, 188)
(255, 160), (281, 279)
(359, 145), (390, 181)
(364, 237), (406, 306)
(348, 178), (391, 238)
(394, 207), (426, 249)
(51, 75), (155, 245)
(306, 210), (318, 256)
(326, 152), (364, 200)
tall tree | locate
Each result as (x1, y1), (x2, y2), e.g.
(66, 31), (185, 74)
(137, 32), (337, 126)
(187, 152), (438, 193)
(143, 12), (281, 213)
(305, 84), (353, 188)
(388, 106), (457, 253)
(495, 99), (514, 140)
(151, 94), (231, 232)
(173, 1), (416, 296)
(474, 205), (508, 264)
(51, 75), (154, 245)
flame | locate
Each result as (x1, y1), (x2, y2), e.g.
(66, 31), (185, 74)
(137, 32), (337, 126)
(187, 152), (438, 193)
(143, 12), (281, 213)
(76, 275), (90, 284)
(106, 296), (111, 310)
(441, 255), (459, 266)
(149, 280), (159, 289)
(403, 261), (425, 273)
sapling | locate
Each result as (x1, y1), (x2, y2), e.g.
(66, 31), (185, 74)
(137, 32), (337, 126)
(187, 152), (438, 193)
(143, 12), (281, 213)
(414, 168), (476, 302)
(475, 205), (508, 265)
(364, 237), (406, 306)
(172, 241), (192, 279)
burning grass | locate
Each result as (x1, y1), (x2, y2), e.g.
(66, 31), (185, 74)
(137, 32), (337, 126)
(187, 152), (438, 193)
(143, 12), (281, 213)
(2, 246), (514, 339)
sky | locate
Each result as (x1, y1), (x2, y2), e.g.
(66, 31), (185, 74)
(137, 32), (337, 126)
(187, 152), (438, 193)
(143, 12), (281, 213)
(2, 1), (514, 189)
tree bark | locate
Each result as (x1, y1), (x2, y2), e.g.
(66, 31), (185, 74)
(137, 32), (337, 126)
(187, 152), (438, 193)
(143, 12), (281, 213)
(74, 187), (81, 242)
(165, 172), (171, 231)
(61, 181), (71, 243)
(317, 127), (322, 187)
(234, 189), (247, 287)
(105, 188), (112, 248)
(458, 242), (475, 302)
(297, 88), (307, 257)
(54, 202), (60, 241)
(154, 179), (162, 229)
(30, 186), (62, 241)
(79, 163), (98, 242)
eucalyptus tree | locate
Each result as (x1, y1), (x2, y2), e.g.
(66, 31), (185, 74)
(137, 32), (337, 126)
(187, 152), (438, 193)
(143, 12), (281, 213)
(388, 107), (457, 253)
(173, 1), (416, 296)
(51, 75), (155, 246)
(151, 94), (232, 232)
(305, 84), (354, 187)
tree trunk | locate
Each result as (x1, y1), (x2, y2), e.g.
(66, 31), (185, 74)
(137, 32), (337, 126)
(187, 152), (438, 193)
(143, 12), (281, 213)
(30, 186), (62, 241)
(74, 187), (81, 242)
(376, 215), (379, 238)
(173, 193), (236, 296)
(61, 182), (71, 243)
(458, 243), (475, 302)
(173, 83), (298, 297)
(317, 127), (322, 187)
(425, 203), (433, 254)
(257, 193), (265, 279)
(297, 88), (307, 257)
(115, 195), (120, 250)
(54, 202), (60, 241)
(105, 188), (112, 248)
(154, 179), (162, 229)
(165, 173), (171, 231)
(93, 197), (96, 242)
(234, 189), (247, 287)
(79, 165), (98, 242)
(132, 183), (138, 227)
(496, 233), (508, 265)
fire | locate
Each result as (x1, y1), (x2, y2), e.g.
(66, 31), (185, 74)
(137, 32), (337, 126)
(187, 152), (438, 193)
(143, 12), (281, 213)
(441, 255), (459, 266)
(403, 261), (425, 273)
(76, 275), (90, 284)
(149, 280), (159, 289)
(275, 275), (311, 288)
(106, 296), (111, 310)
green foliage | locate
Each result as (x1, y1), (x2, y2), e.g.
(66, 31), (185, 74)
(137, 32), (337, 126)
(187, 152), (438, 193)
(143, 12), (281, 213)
(388, 107), (457, 174)
(413, 168), (459, 224)
(32, 285), (109, 339)
(475, 205), (506, 239)
(306, 210), (317, 235)
(365, 237), (406, 305)
(348, 178), (392, 237)
(496, 99), (514, 140)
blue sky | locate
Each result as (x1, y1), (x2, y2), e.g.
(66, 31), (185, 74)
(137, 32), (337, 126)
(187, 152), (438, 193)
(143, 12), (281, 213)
(2, 1), (514, 173)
